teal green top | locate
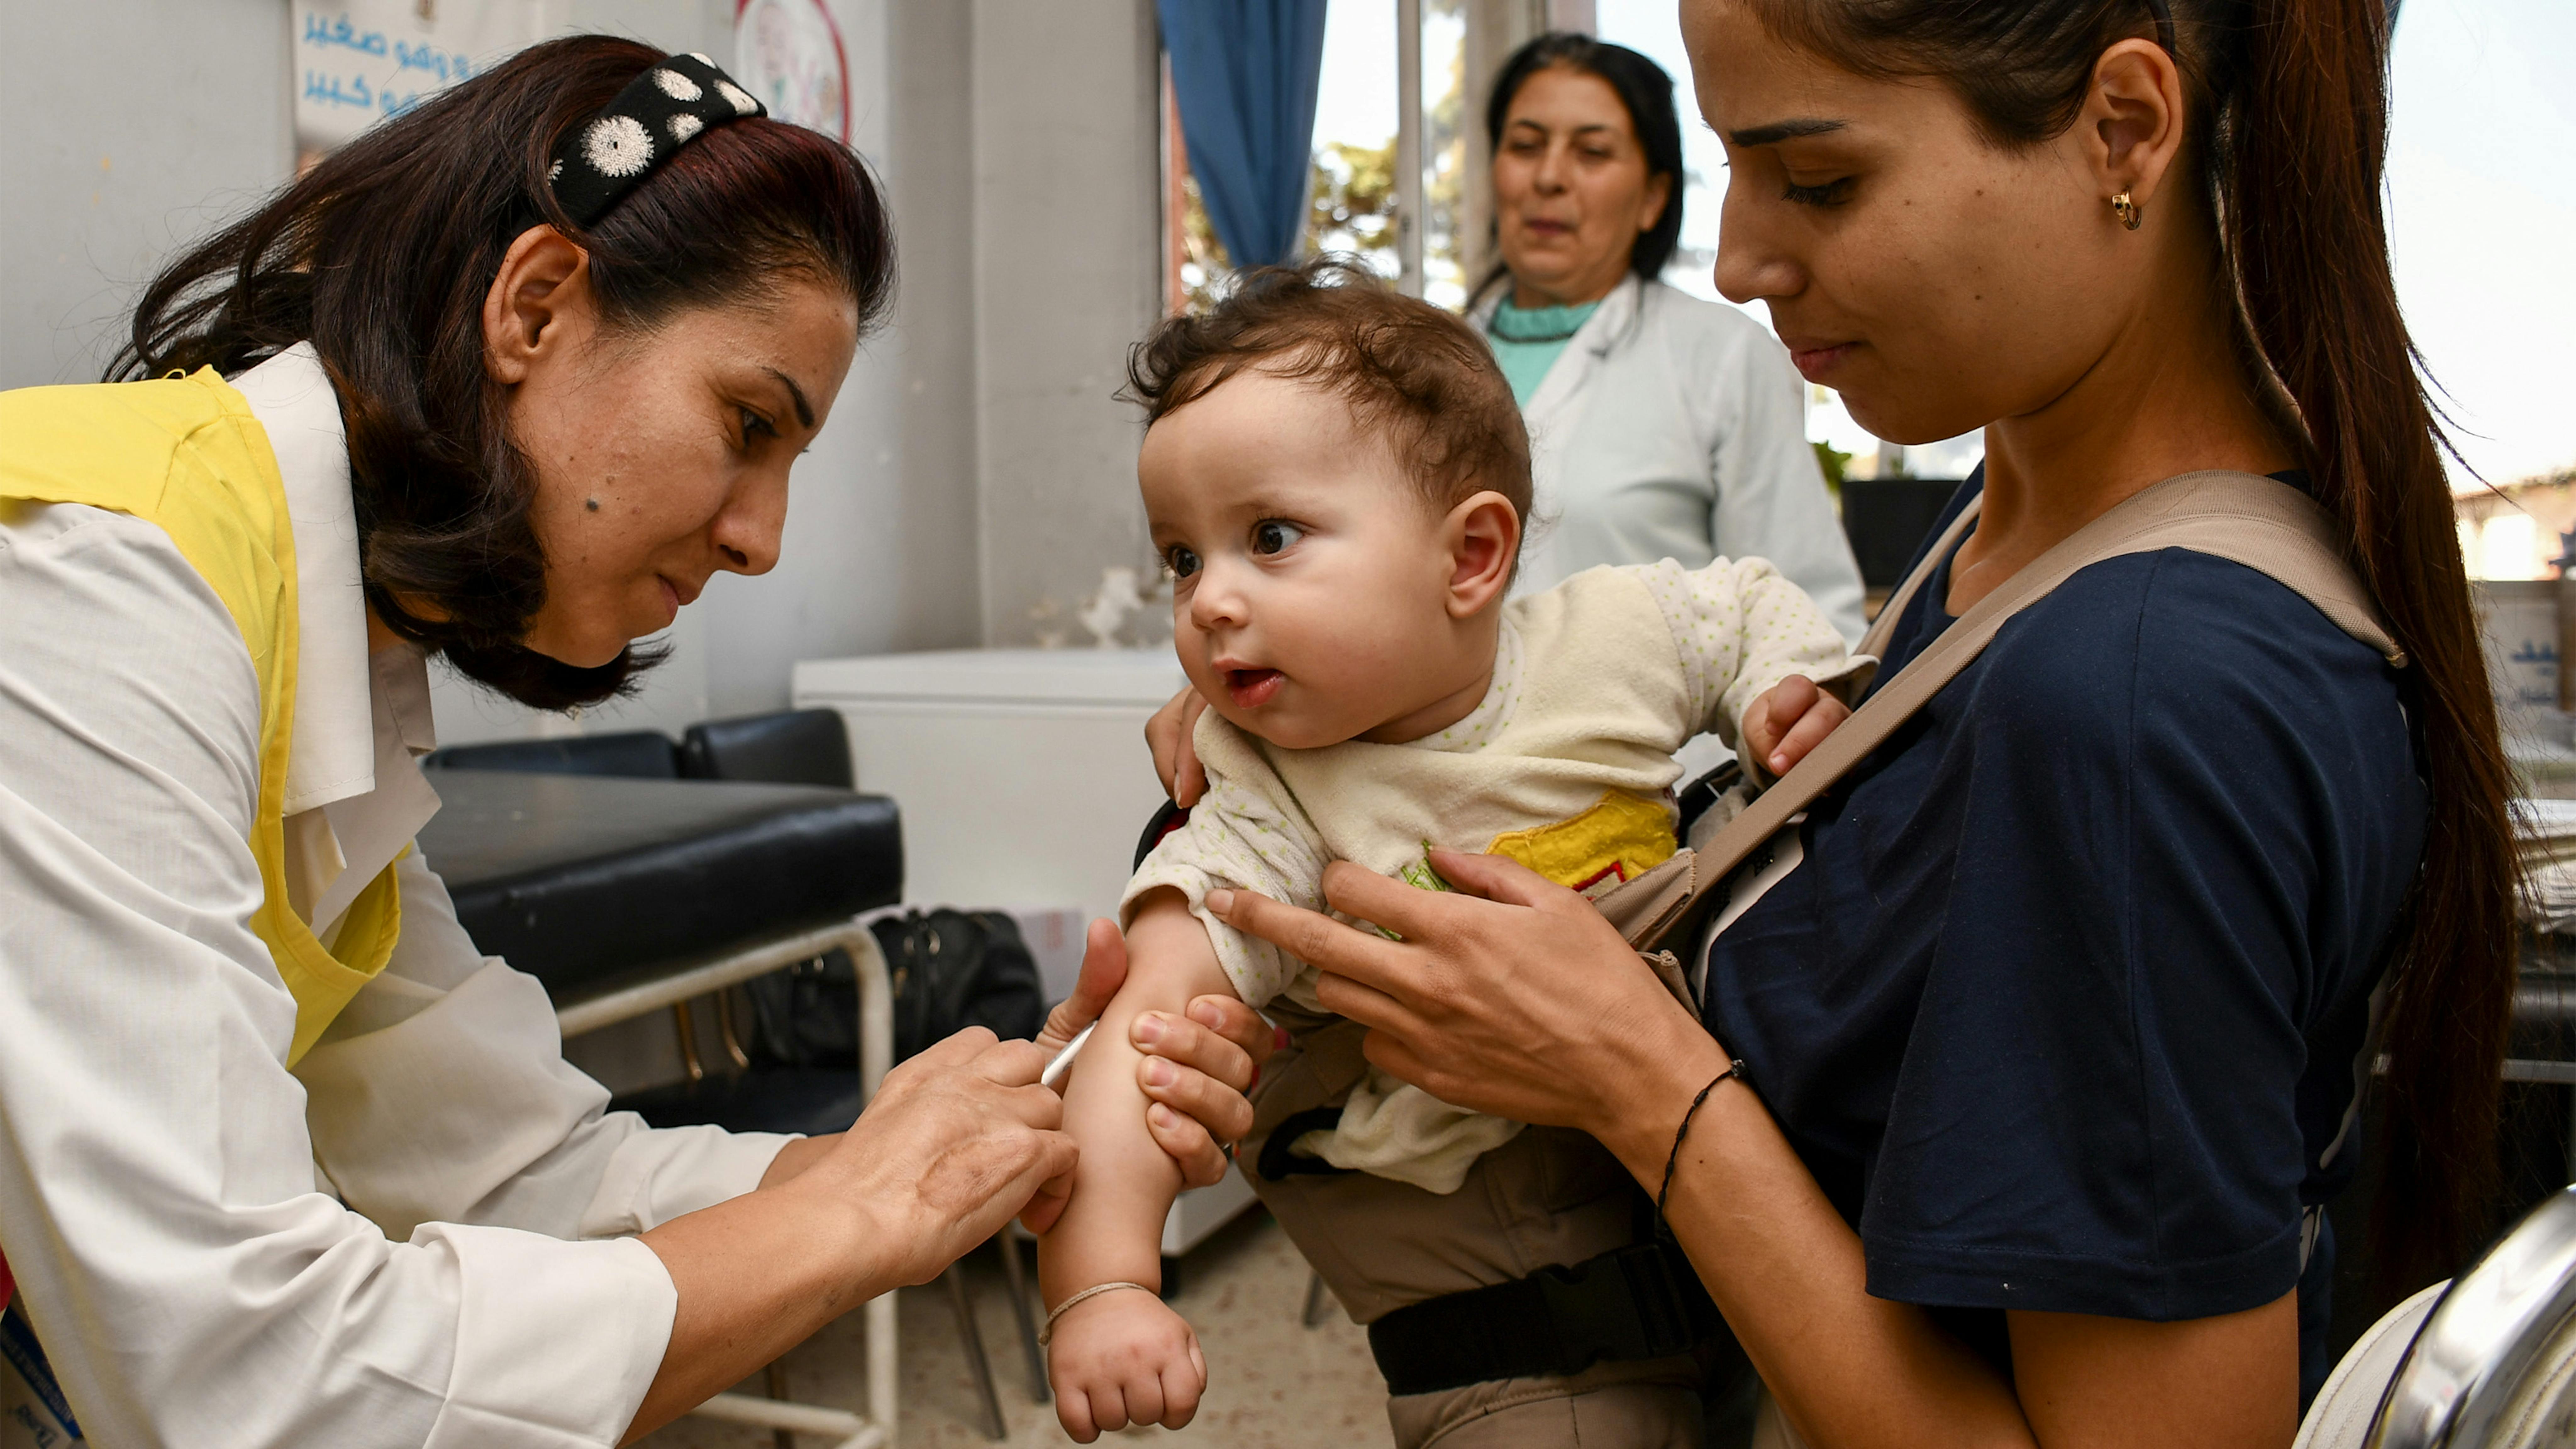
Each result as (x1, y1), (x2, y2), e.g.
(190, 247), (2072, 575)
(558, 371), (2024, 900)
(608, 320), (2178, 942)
(1485, 297), (1601, 405)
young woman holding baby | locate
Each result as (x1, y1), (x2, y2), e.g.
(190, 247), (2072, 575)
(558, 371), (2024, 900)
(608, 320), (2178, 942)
(1156, 0), (2513, 1443)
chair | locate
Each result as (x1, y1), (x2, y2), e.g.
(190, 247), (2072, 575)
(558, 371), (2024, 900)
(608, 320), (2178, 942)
(682, 708), (854, 789)
(422, 729), (681, 778)
(2298, 1184), (2576, 1448)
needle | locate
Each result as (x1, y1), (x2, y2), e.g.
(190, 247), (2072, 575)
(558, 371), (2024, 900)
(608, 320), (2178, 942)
(1040, 1022), (1096, 1090)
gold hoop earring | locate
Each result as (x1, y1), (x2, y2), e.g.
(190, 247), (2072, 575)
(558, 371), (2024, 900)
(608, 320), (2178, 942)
(2111, 192), (2143, 230)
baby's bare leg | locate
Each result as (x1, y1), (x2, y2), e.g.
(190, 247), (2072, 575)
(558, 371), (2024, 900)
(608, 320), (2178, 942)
(1039, 890), (1237, 1441)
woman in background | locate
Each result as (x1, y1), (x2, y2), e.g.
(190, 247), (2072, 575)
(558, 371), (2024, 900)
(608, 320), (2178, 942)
(1474, 33), (1866, 644)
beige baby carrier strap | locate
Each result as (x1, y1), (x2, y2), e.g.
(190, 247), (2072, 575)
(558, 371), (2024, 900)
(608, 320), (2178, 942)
(1653, 474), (2402, 1449)
(1625, 468), (2405, 970)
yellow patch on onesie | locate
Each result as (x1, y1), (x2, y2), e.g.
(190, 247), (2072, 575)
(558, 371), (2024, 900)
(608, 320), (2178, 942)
(1481, 789), (1676, 899)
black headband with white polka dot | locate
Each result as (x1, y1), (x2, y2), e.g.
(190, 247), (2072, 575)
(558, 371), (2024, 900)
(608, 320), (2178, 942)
(549, 52), (766, 227)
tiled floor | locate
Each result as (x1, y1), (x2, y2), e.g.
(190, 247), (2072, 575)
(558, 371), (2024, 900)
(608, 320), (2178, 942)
(639, 1208), (1392, 1449)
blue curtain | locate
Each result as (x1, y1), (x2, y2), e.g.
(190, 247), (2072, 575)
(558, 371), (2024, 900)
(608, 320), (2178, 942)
(1157, 0), (1330, 269)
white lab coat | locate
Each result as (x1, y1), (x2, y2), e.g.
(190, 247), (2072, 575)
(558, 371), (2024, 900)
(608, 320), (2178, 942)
(0, 347), (792, 1448)
(1485, 275), (1868, 647)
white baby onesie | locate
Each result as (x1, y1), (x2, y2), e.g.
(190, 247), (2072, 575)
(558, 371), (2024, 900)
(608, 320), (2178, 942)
(1123, 555), (1855, 1193)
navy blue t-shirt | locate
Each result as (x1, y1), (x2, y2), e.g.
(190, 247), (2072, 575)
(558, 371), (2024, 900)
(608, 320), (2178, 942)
(1702, 472), (2426, 1400)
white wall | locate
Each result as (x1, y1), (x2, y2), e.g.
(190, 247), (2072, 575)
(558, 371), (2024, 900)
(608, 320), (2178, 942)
(965, 0), (1166, 648)
(0, 1), (294, 390)
(880, 0), (985, 653)
(697, 0), (992, 718)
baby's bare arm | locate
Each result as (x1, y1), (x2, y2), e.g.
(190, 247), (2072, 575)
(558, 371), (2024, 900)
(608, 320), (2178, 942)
(1039, 890), (1234, 1439)
(1039, 889), (1237, 1304)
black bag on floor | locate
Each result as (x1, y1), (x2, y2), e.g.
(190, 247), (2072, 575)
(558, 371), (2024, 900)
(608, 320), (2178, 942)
(741, 908), (1047, 1069)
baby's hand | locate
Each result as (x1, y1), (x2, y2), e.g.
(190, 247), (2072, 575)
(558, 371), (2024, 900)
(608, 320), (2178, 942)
(1742, 674), (1852, 778)
(1046, 1285), (1207, 1442)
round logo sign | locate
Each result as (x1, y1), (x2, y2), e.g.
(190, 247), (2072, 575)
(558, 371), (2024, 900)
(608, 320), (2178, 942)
(734, 0), (849, 142)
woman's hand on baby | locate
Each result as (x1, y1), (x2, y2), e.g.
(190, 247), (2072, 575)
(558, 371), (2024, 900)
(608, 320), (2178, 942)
(1202, 853), (1728, 1173)
(1146, 686), (1213, 807)
(1742, 674), (1851, 778)
(1047, 1287), (1207, 1442)
(1022, 918), (1274, 1232)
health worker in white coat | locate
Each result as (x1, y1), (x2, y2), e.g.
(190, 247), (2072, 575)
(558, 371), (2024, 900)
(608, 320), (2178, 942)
(1472, 34), (1867, 646)
(0, 38), (1266, 1449)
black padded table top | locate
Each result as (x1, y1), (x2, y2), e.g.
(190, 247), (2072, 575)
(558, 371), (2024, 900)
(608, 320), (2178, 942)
(416, 769), (902, 999)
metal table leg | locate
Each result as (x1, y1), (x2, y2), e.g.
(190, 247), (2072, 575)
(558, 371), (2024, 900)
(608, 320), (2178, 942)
(997, 1231), (1050, 1402)
(945, 1262), (1008, 1440)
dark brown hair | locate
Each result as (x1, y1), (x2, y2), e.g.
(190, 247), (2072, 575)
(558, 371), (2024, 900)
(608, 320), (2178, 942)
(112, 36), (895, 708)
(1744, 0), (2516, 1295)
(1124, 258), (1532, 524)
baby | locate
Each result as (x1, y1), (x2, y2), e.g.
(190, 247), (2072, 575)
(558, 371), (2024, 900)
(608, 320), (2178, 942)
(1039, 260), (1857, 1446)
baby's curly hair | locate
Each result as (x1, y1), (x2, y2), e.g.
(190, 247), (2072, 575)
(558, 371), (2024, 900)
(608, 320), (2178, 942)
(1123, 257), (1532, 523)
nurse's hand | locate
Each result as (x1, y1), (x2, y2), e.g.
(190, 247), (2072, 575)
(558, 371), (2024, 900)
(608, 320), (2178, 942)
(1020, 918), (1272, 1232)
(1202, 851), (1722, 1163)
(1146, 686), (1212, 807)
(820, 1030), (1080, 1284)
(631, 1032), (1075, 1439)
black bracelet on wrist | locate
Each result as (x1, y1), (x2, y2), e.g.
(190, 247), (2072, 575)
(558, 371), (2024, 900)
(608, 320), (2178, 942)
(1655, 1058), (1749, 1231)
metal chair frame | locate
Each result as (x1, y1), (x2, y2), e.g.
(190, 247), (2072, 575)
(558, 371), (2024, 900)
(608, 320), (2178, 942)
(556, 917), (897, 1449)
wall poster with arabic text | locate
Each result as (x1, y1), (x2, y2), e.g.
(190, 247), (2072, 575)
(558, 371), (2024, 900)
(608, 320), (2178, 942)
(292, 0), (568, 166)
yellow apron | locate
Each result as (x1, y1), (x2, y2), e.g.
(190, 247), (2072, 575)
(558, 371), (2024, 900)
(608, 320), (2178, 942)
(0, 368), (401, 1064)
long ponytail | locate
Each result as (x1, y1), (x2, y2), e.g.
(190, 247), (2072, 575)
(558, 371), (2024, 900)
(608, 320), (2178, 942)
(1745, 0), (2520, 1296)
(2224, 0), (2518, 1293)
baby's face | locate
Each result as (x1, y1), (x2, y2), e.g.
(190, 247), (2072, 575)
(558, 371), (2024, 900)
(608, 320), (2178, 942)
(1140, 368), (1491, 749)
